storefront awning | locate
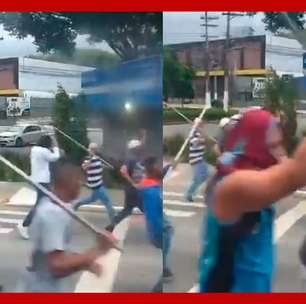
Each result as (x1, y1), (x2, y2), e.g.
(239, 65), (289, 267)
(196, 69), (270, 77)
(0, 89), (21, 96)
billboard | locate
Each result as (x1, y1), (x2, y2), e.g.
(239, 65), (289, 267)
(81, 56), (162, 114)
(0, 58), (19, 90)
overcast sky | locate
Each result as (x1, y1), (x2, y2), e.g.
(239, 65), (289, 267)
(163, 12), (268, 45)
(0, 25), (113, 58)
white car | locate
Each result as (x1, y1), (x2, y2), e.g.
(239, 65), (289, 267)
(0, 124), (48, 147)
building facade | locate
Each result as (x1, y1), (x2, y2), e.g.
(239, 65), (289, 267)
(0, 57), (94, 98)
(167, 35), (304, 103)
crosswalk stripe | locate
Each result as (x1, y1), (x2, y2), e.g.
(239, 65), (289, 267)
(164, 191), (203, 200)
(188, 284), (199, 293)
(74, 218), (131, 292)
(164, 209), (196, 218)
(0, 228), (14, 234)
(0, 210), (27, 216)
(164, 200), (205, 208)
(0, 218), (22, 225)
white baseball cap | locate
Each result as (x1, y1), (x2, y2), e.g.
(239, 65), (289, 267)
(127, 139), (142, 150)
(230, 114), (242, 121)
(88, 142), (98, 150)
(219, 117), (230, 128)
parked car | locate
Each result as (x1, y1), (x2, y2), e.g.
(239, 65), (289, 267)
(0, 124), (47, 147)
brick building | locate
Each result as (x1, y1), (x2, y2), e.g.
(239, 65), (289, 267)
(167, 35), (304, 103)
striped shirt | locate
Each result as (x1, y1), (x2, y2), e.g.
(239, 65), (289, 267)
(189, 130), (205, 165)
(84, 156), (103, 189)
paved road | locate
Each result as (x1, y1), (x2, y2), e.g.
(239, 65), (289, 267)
(163, 163), (306, 292)
(0, 185), (161, 292)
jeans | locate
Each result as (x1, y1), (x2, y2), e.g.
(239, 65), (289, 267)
(74, 186), (116, 223)
(163, 216), (174, 271)
(185, 161), (208, 199)
(151, 216), (174, 292)
(23, 183), (50, 227)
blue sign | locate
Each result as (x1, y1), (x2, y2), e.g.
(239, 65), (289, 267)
(303, 53), (306, 70)
(81, 56), (162, 113)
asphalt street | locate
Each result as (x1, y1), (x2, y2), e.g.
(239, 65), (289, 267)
(0, 185), (161, 292)
(163, 163), (306, 292)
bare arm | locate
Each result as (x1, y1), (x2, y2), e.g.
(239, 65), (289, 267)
(47, 248), (101, 278)
(213, 141), (306, 222)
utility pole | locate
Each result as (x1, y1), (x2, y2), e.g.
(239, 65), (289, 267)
(222, 12), (244, 111)
(200, 13), (218, 108)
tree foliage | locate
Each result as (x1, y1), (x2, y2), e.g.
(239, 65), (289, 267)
(163, 48), (194, 101)
(264, 72), (298, 153)
(0, 12), (162, 60)
(52, 86), (89, 164)
(29, 48), (119, 68)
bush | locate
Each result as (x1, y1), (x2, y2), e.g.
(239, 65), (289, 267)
(163, 133), (217, 165)
(0, 152), (30, 182)
(163, 107), (238, 123)
(52, 86), (89, 165)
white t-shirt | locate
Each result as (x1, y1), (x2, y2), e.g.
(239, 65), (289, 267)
(30, 146), (60, 183)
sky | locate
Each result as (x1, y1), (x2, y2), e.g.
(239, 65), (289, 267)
(163, 12), (268, 45)
(0, 25), (114, 58)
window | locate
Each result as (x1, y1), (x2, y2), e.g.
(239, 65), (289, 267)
(23, 126), (40, 133)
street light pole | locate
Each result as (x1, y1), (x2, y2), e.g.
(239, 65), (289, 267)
(200, 13), (218, 109)
(222, 12), (244, 111)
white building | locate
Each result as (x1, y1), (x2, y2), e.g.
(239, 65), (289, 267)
(0, 57), (94, 98)
(265, 35), (304, 77)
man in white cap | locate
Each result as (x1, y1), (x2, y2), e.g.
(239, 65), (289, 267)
(74, 143), (116, 223)
(106, 139), (145, 232)
(214, 117), (231, 157)
(185, 118), (209, 202)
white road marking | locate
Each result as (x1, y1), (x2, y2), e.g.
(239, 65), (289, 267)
(164, 191), (203, 200)
(8, 187), (37, 206)
(164, 209), (196, 218)
(274, 200), (306, 242)
(0, 210), (27, 216)
(0, 228), (14, 234)
(164, 200), (205, 209)
(187, 200), (306, 292)
(74, 217), (130, 292)
(188, 284), (199, 293)
(0, 218), (22, 225)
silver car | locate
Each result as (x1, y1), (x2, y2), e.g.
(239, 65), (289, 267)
(0, 124), (47, 147)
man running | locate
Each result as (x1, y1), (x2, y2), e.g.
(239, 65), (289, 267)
(185, 118), (209, 202)
(199, 107), (287, 292)
(18, 159), (117, 292)
(121, 156), (174, 291)
(74, 143), (116, 223)
(106, 139), (145, 232)
(17, 135), (60, 240)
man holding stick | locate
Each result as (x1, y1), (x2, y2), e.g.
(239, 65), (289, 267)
(17, 159), (117, 292)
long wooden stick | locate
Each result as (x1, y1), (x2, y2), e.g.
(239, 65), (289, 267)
(0, 154), (122, 252)
(53, 126), (114, 170)
(164, 105), (208, 181)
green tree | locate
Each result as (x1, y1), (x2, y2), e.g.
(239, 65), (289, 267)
(264, 72), (298, 153)
(248, 12), (306, 47)
(163, 48), (194, 102)
(29, 48), (119, 68)
(0, 12), (162, 60)
(52, 86), (89, 164)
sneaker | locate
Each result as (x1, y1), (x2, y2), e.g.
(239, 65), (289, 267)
(186, 196), (194, 202)
(105, 224), (115, 233)
(16, 223), (29, 240)
(163, 268), (174, 283)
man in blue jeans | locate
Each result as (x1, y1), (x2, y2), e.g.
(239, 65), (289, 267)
(74, 143), (116, 223)
(185, 118), (209, 202)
